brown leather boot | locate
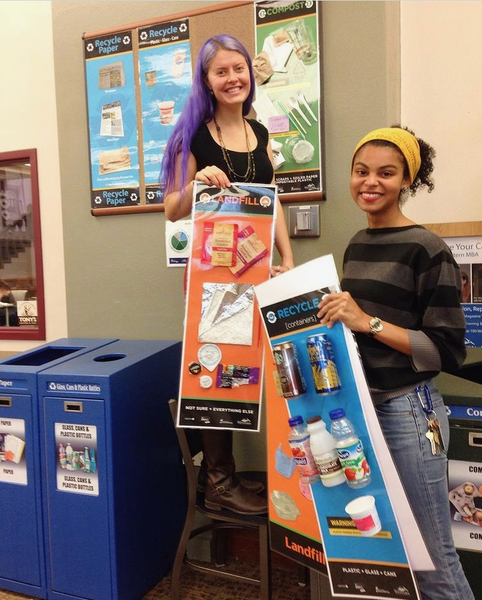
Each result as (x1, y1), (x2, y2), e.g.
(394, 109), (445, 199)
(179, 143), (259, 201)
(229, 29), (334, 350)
(197, 459), (265, 494)
(201, 429), (267, 516)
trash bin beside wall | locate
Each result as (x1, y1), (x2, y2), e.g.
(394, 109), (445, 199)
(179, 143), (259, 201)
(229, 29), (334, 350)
(437, 370), (482, 600)
(38, 339), (185, 600)
(0, 338), (117, 599)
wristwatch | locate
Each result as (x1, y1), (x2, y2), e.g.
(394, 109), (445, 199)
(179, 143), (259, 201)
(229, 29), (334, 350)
(368, 317), (383, 337)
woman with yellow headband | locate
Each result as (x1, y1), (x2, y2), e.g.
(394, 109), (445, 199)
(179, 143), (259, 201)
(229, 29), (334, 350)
(318, 126), (473, 600)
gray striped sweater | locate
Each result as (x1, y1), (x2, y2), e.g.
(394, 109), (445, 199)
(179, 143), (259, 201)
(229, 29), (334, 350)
(342, 225), (466, 399)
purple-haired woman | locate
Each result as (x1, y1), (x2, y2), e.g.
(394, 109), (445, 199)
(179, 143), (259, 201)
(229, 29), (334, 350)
(162, 35), (294, 515)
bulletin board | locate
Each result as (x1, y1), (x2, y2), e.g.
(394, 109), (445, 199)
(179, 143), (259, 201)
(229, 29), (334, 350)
(82, 0), (325, 216)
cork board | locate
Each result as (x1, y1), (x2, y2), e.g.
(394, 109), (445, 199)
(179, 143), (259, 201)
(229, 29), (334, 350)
(423, 221), (482, 238)
(83, 1), (324, 215)
(83, 2), (257, 216)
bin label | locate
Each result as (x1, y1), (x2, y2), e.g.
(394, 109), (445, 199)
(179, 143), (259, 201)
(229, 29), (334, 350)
(48, 381), (102, 394)
(55, 423), (99, 496)
(0, 418), (27, 485)
(446, 405), (482, 420)
(0, 378), (29, 392)
(448, 459), (482, 552)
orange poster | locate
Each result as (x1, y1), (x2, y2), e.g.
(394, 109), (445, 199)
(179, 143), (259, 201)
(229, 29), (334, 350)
(177, 182), (276, 431)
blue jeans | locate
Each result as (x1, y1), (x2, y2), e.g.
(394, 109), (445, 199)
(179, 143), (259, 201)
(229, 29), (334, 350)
(375, 380), (475, 600)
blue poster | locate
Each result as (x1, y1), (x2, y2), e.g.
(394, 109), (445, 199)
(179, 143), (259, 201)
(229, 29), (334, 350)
(445, 236), (482, 348)
(138, 19), (192, 204)
(255, 255), (429, 599)
(84, 32), (140, 209)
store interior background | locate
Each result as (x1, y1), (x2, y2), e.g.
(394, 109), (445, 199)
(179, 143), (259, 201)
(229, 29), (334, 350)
(0, 1), (481, 471)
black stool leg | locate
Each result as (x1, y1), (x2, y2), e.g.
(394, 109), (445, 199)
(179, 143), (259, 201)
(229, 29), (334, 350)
(259, 522), (272, 599)
(297, 564), (309, 587)
(213, 526), (228, 567)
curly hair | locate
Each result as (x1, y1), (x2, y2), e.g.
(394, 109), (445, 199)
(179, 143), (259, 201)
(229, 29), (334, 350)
(358, 125), (436, 200)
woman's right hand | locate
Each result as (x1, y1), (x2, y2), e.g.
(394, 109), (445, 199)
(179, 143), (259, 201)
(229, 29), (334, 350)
(195, 165), (231, 188)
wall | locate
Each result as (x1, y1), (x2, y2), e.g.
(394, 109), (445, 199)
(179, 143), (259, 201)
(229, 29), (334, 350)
(4, 1), (480, 466)
(0, 1), (67, 352)
(401, 1), (482, 225)
(52, 1), (397, 346)
(50, 0), (399, 469)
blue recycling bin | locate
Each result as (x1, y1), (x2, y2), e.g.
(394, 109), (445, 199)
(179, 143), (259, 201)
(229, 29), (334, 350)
(38, 339), (185, 600)
(0, 338), (117, 599)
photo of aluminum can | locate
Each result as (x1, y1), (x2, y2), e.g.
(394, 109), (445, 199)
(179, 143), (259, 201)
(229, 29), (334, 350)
(273, 342), (306, 398)
(307, 334), (341, 394)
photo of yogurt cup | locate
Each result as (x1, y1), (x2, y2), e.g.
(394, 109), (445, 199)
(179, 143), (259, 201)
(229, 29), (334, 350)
(345, 495), (381, 537)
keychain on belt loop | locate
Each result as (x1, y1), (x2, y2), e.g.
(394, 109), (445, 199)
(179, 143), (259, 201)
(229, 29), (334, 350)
(415, 384), (445, 455)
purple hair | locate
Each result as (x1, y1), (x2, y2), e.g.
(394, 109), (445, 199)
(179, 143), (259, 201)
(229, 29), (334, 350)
(161, 35), (256, 195)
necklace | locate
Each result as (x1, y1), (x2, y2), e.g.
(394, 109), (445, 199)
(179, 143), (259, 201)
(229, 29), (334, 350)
(213, 116), (256, 182)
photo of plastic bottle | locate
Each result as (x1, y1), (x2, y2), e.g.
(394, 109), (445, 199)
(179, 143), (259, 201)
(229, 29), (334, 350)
(306, 415), (345, 487)
(288, 415), (319, 484)
(65, 442), (73, 470)
(58, 442), (66, 469)
(329, 408), (371, 488)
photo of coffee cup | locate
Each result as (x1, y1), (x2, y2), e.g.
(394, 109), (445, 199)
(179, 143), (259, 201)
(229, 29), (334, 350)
(159, 100), (175, 125)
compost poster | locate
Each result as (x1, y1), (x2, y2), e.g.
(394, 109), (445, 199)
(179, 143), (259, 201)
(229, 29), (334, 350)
(254, 1), (322, 196)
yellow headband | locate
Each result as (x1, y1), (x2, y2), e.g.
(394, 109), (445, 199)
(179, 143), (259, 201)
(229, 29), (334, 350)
(353, 128), (421, 184)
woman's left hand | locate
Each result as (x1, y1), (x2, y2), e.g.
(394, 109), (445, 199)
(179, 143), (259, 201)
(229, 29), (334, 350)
(317, 292), (369, 332)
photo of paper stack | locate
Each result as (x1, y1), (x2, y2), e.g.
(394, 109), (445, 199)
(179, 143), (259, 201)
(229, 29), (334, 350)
(4, 433), (25, 464)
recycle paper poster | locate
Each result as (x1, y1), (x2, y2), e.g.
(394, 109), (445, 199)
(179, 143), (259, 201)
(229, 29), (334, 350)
(177, 183), (276, 431)
(255, 255), (431, 599)
(84, 31), (140, 209)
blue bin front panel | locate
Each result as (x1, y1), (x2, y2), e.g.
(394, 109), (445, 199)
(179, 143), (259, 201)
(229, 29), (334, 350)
(0, 394), (44, 588)
(43, 396), (112, 600)
(38, 340), (186, 600)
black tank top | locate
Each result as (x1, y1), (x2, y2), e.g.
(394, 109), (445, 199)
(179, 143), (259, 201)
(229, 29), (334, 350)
(190, 119), (274, 184)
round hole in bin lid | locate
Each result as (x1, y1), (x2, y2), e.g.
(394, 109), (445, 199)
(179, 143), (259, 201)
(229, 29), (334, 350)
(93, 353), (127, 362)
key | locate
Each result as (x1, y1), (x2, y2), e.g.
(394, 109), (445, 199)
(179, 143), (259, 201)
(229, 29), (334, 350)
(429, 417), (445, 452)
(425, 428), (438, 455)
(427, 420), (442, 455)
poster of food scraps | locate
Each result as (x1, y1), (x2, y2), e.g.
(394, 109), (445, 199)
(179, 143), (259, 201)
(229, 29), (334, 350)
(177, 182), (276, 431)
(254, 1), (322, 196)
(255, 255), (433, 599)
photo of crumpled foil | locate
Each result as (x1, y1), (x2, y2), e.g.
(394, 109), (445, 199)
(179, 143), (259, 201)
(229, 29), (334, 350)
(198, 283), (254, 346)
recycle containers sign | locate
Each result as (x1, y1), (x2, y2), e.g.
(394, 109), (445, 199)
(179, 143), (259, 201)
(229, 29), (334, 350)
(255, 255), (432, 600)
